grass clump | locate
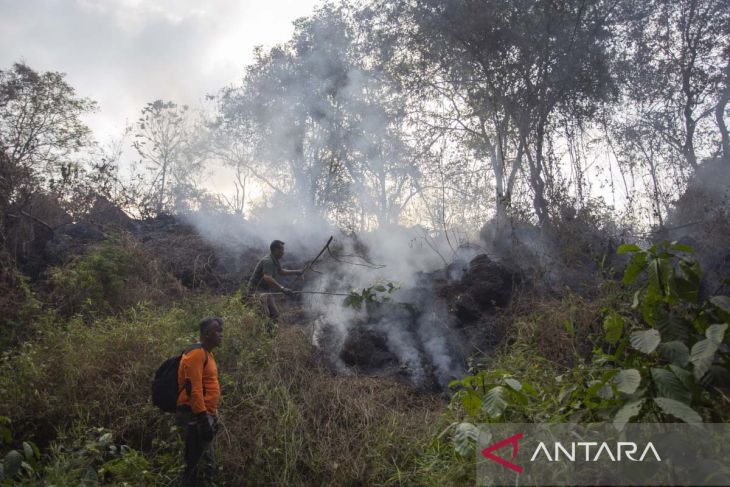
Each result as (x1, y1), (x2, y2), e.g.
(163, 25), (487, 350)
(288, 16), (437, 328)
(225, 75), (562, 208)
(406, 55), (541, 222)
(48, 234), (183, 317)
(0, 293), (449, 486)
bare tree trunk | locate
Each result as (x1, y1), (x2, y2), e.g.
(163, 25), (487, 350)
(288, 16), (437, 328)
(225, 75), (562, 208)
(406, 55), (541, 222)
(490, 141), (507, 222)
(644, 146), (664, 228)
(680, 0), (700, 171)
(379, 178), (388, 227)
(158, 157), (168, 214)
(523, 121), (550, 227)
(716, 62), (730, 160)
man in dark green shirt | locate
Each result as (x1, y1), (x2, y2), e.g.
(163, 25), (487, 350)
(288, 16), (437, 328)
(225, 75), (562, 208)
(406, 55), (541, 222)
(247, 240), (304, 322)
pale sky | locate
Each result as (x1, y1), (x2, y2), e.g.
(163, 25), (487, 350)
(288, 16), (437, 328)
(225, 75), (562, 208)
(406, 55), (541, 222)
(1, 0), (322, 169)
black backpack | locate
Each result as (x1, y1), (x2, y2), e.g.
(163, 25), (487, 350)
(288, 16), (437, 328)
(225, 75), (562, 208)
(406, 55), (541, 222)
(152, 343), (208, 413)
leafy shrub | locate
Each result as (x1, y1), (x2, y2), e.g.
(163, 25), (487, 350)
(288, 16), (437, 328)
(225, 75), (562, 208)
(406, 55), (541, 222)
(602, 242), (729, 427)
(447, 241), (730, 458)
(0, 416), (41, 485)
(49, 234), (182, 316)
(343, 280), (400, 310)
(39, 427), (155, 486)
(0, 252), (43, 348)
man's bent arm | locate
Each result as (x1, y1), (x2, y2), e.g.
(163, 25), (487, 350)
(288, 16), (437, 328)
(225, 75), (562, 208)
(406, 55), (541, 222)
(279, 268), (304, 276)
(262, 274), (286, 291)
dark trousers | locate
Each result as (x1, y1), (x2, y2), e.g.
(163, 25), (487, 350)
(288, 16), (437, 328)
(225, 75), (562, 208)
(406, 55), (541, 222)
(176, 408), (216, 487)
(265, 294), (280, 322)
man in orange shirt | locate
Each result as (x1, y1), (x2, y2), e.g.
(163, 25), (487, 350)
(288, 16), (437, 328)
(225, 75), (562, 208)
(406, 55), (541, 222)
(176, 317), (223, 486)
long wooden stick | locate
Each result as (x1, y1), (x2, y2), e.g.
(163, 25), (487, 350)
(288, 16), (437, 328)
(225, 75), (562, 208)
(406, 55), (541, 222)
(258, 290), (349, 297)
(294, 235), (333, 283)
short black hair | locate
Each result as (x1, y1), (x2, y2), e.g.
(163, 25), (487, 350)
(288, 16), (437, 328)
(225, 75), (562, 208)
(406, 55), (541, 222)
(270, 240), (285, 252)
(199, 317), (223, 335)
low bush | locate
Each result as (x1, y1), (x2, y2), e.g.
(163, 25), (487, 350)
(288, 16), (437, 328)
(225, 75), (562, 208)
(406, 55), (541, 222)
(48, 234), (183, 317)
(445, 242), (730, 463)
(0, 251), (44, 348)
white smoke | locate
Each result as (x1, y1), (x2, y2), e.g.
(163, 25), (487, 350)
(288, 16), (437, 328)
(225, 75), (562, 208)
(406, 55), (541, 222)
(180, 5), (469, 390)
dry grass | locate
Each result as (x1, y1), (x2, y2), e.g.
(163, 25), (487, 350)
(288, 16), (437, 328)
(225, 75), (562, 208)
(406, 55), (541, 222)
(217, 325), (446, 486)
(501, 285), (618, 365)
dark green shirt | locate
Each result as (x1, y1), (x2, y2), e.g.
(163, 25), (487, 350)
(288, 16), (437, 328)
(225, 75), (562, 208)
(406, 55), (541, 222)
(248, 253), (281, 291)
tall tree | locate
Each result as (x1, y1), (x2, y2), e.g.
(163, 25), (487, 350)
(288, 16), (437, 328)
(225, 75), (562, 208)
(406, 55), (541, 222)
(0, 63), (96, 200)
(374, 0), (619, 226)
(217, 4), (419, 228)
(624, 0), (729, 169)
(133, 100), (209, 215)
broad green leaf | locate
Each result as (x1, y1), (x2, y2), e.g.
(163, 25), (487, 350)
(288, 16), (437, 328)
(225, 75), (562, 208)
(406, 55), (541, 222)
(705, 323), (728, 343)
(613, 369), (641, 394)
(630, 329), (661, 354)
(669, 365), (695, 391)
(679, 259), (701, 282)
(709, 296), (730, 315)
(669, 242), (694, 253)
(658, 341), (689, 367)
(617, 243), (641, 254)
(655, 309), (689, 343)
(651, 368), (691, 404)
(690, 339), (719, 379)
(3, 450), (23, 478)
(623, 252), (647, 285)
(700, 365), (730, 389)
(597, 383), (614, 399)
(613, 399), (645, 432)
(504, 378), (522, 391)
(521, 382), (538, 396)
(343, 294), (362, 310)
(642, 292), (662, 326)
(586, 379), (609, 399)
(671, 277), (697, 302)
(22, 442), (34, 462)
(558, 385), (577, 404)
(82, 465), (98, 485)
(459, 390), (482, 417)
(454, 422), (479, 457)
(654, 397), (702, 424)
(506, 388), (529, 406)
(603, 313), (623, 345)
(647, 259), (667, 295)
(482, 386), (507, 418)
(26, 441), (40, 461)
(691, 337), (720, 361)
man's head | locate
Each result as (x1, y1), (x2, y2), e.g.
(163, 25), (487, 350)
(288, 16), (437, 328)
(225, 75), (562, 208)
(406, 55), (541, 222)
(270, 239), (285, 259)
(199, 317), (223, 350)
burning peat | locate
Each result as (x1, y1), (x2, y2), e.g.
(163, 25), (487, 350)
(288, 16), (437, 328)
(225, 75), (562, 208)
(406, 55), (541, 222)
(307, 252), (516, 393)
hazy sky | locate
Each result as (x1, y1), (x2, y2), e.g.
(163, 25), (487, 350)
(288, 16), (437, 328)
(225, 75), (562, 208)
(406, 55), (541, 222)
(1, 0), (322, 142)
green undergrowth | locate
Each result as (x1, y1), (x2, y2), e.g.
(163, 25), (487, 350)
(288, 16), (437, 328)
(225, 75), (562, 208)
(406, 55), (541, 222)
(48, 234), (183, 318)
(0, 293), (448, 486)
(443, 242), (730, 471)
(2, 240), (727, 485)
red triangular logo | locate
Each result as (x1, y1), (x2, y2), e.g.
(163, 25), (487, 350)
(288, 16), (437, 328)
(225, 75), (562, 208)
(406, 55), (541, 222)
(481, 432), (523, 474)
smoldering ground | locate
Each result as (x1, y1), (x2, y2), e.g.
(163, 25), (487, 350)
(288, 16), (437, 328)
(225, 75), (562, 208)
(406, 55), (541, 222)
(184, 205), (476, 391)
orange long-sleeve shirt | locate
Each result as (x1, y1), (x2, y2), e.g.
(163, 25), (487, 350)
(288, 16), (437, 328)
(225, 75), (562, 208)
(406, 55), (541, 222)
(176, 346), (220, 415)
